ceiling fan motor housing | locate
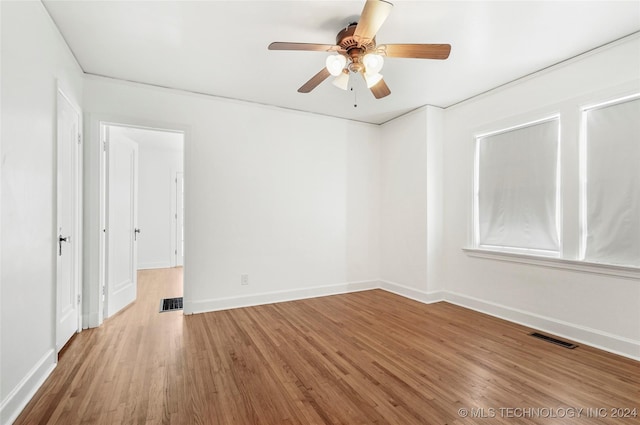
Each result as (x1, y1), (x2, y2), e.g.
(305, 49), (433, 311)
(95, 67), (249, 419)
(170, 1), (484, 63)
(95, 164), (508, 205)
(337, 23), (376, 72)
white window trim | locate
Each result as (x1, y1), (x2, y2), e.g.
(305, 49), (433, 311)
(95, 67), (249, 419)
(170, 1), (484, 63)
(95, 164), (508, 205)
(578, 92), (640, 260)
(466, 90), (640, 280)
(462, 247), (640, 280)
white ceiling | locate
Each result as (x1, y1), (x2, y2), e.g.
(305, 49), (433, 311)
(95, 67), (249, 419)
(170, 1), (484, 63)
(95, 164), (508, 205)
(43, 1), (640, 124)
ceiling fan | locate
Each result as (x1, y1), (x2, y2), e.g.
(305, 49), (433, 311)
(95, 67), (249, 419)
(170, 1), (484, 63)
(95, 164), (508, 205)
(268, 0), (451, 99)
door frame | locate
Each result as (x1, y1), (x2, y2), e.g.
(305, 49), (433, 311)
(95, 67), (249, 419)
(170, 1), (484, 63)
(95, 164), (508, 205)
(174, 172), (184, 267)
(56, 87), (83, 346)
(90, 117), (188, 325)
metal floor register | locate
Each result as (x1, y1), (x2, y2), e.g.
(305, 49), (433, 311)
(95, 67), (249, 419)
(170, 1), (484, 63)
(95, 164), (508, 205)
(159, 297), (183, 313)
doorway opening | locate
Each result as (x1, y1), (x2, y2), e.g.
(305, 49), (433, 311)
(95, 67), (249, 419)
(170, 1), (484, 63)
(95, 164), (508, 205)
(100, 123), (185, 319)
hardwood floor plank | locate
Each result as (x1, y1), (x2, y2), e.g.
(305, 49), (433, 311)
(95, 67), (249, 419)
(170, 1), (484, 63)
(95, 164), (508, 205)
(14, 268), (640, 425)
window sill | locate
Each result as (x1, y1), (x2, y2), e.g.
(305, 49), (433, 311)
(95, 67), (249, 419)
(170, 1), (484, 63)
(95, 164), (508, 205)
(462, 247), (640, 280)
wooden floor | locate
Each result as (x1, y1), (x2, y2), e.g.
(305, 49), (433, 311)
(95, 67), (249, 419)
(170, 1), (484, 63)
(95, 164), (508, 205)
(16, 269), (640, 425)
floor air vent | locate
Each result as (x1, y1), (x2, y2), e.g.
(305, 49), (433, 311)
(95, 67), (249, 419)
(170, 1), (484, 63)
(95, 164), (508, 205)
(530, 332), (578, 349)
(159, 297), (183, 313)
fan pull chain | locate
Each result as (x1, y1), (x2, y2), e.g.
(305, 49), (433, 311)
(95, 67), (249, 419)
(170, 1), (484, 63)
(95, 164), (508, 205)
(351, 87), (357, 108)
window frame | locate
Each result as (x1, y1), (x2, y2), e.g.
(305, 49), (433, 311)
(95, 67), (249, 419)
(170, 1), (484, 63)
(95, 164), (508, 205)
(578, 92), (640, 263)
(473, 115), (562, 256)
(465, 91), (640, 279)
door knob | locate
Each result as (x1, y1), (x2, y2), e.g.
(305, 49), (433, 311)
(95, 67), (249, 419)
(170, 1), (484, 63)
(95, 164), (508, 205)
(58, 235), (70, 256)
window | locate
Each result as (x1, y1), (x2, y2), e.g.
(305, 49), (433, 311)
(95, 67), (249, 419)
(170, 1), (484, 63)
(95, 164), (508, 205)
(581, 96), (640, 267)
(474, 117), (560, 254)
(468, 93), (640, 275)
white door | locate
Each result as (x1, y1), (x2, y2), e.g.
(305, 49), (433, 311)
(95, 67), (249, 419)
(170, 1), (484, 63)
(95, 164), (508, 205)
(176, 172), (184, 267)
(105, 129), (139, 317)
(56, 91), (81, 352)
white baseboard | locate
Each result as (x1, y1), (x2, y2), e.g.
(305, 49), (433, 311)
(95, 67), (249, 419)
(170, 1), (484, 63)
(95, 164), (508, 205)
(85, 310), (101, 329)
(379, 280), (444, 304)
(137, 261), (172, 270)
(443, 291), (640, 361)
(0, 349), (56, 425)
(184, 280), (379, 314)
(184, 279), (639, 361)
(6, 283), (635, 425)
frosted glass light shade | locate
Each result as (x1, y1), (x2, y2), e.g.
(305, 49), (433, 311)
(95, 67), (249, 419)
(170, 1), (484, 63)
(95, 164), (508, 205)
(332, 72), (350, 90)
(363, 53), (384, 75)
(326, 54), (347, 76)
(364, 72), (383, 88)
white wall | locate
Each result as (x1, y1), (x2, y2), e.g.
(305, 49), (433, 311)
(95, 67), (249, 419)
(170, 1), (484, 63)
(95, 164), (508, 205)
(0, 2), (84, 424)
(2, 11), (638, 425)
(442, 35), (640, 359)
(110, 127), (184, 270)
(380, 109), (428, 291)
(379, 106), (444, 302)
(137, 140), (183, 270)
(83, 76), (381, 319)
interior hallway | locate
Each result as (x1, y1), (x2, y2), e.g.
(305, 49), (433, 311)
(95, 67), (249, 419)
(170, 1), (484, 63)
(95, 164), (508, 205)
(15, 268), (640, 425)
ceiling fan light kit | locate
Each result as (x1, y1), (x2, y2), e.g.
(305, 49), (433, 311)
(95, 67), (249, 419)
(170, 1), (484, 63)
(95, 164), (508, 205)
(364, 72), (384, 88)
(332, 70), (351, 90)
(362, 53), (384, 75)
(268, 0), (451, 100)
(326, 54), (347, 76)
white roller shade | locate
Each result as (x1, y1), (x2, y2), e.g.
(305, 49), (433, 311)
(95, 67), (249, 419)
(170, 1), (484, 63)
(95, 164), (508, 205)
(584, 98), (640, 266)
(477, 118), (560, 252)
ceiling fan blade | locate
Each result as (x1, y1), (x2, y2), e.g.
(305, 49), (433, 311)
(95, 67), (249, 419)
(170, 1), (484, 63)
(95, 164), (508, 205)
(298, 68), (331, 93)
(354, 0), (393, 45)
(269, 42), (342, 52)
(379, 44), (451, 60)
(369, 78), (391, 99)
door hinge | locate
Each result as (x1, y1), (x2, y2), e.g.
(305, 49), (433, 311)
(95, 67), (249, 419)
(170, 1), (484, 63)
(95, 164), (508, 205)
(103, 140), (107, 152)
(77, 294), (81, 305)
(77, 134), (82, 144)
(102, 286), (105, 295)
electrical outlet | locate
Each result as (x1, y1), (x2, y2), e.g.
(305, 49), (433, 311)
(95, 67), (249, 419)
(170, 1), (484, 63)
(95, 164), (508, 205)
(241, 274), (249, 285)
